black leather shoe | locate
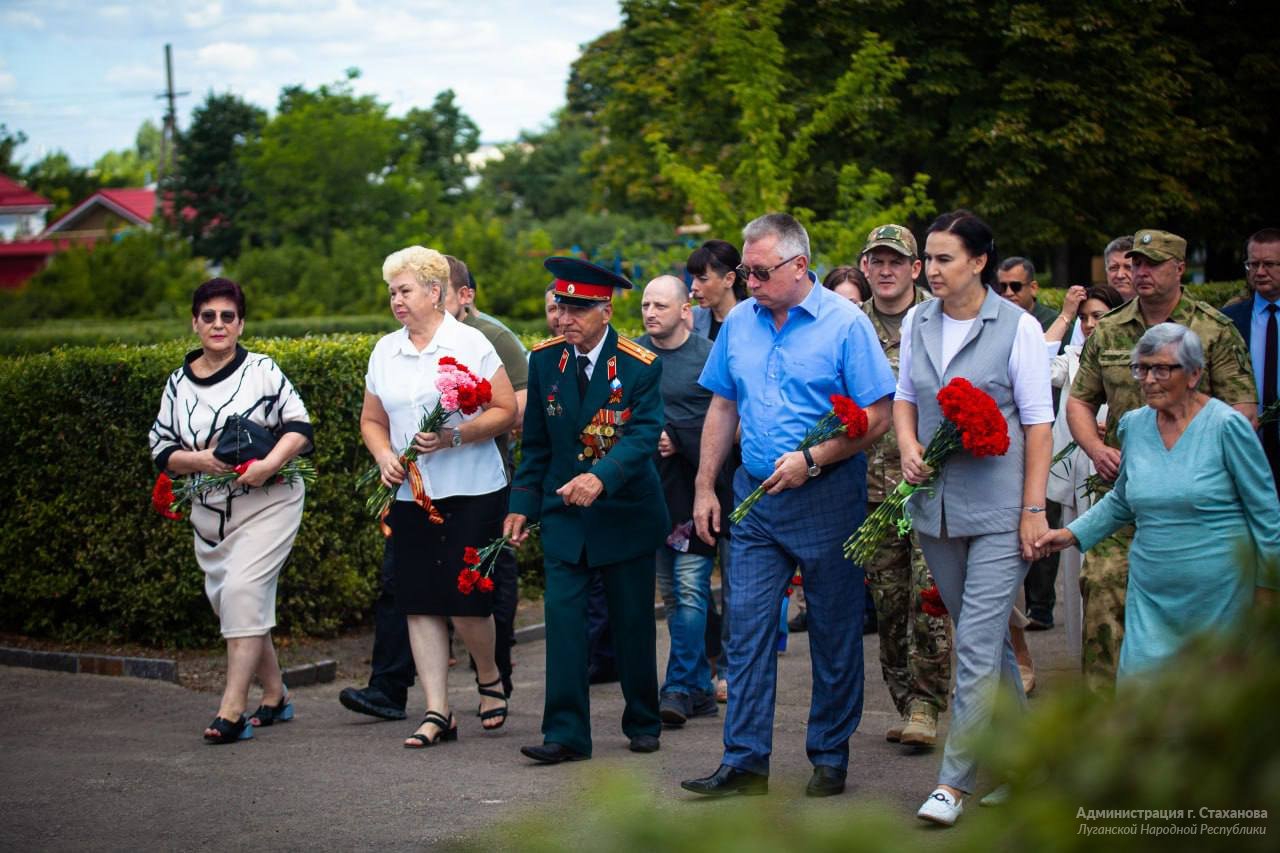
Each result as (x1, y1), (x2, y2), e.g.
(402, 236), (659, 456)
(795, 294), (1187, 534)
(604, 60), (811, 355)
(339, 686), (406, 721)
(681, 764), (768, 797)
(520, 742), (590, 764)
(805, 766), (847, 797)
(628, 734), (660, 753)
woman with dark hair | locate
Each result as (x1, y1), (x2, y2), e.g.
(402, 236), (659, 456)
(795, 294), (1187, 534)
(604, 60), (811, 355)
(1045, 283), (1125, 661)
(823, 265), (871, 306)
(893, 210), (1053, 825)
(687, 239), (745, 342)
(149, 278), (314, 744)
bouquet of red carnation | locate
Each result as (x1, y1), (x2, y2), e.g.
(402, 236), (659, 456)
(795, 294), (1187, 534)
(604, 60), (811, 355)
(151, 458), (317, 520)
(729, 394), (869, 524)
(458, 523), (541, 595)
(920, 583), (947, 618)
(844, 377), (1009, 564)
(358, 357), (492, 521)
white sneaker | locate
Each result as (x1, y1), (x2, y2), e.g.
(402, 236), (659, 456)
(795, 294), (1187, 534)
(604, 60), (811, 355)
(917, 788), (964, 826)
(979, 784), (1011, 807)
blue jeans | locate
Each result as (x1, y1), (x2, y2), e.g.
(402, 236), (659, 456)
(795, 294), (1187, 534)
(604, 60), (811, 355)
(655, 547), (714, 698)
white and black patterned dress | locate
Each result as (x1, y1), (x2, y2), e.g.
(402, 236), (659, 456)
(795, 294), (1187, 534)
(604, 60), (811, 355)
(149, 346), (313, 638)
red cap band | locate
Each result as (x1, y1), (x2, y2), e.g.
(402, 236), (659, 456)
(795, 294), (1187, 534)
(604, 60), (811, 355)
(554, 278), (613, 301)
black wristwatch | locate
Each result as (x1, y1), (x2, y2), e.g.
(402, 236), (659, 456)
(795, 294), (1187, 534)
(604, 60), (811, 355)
(802, 447), (821, 478)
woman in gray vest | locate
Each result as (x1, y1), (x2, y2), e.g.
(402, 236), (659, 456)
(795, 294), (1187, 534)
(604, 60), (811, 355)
(893, 211), (1054, 826)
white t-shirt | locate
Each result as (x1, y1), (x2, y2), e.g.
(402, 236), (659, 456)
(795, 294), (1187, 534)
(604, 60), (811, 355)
(895, 306), (1054, 425)
(365, 312), (507, 500)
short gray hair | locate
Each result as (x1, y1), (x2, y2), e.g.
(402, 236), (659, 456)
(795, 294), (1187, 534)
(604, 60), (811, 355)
(1104, 235), (1134, 260)
(742, 213), (810, 261)
(1133, 322), (1204, 372)
(999, 256), (1035, 279)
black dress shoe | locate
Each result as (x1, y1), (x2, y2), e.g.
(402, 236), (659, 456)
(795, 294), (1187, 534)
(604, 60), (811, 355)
(588, 663), (619, 684)
(805, 766), (847, 797)
(339, 686), (406, 721)
(681, 764), (768, 797)
(520, 742), (590, 764)
(628, 734), (660, 753)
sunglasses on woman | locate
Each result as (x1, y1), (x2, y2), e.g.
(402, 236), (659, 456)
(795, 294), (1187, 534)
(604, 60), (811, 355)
(199, 310), (239, 325)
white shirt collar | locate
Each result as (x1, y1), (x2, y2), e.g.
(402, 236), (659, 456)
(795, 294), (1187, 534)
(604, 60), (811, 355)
(394, 311), (464, 358)
(576, 328), (609, 369)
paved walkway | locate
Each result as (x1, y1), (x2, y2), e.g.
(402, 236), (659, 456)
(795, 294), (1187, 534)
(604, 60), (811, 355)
(0, 602), (1073, 851)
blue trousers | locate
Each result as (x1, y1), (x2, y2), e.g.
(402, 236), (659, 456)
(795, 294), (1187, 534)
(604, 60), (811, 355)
(655, 547), (714, 697)
(918, 529), (1029, 793)
(722, 460), (867, 774)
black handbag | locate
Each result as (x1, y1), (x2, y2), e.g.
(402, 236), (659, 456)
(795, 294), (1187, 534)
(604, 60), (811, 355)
(214, 414), (278, 465)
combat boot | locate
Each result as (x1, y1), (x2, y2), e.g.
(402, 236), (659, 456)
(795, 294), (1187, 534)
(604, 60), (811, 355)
(899, 701), (938, 747)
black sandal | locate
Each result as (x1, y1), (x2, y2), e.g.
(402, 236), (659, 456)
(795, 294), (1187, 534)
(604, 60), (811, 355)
(204, 714), (253, 744)
(249, 691), (294, 727)
(404, 711), (457, 748)
(476, 677), (509, 730)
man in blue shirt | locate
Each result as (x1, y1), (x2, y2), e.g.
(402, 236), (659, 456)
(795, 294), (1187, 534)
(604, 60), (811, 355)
(680, 213), (896, 799)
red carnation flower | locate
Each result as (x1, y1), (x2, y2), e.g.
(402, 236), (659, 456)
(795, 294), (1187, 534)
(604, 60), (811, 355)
(457, 384), (480, 414)
(476, 378), (492, 405)
(151, 473), (183, 520)
(477, 577), (495, 593)
(439, 356), (458, 366)
(791, 574), (803, 587)
(463, 546), (481, 566)
(829, 394), (869, 438)
(234, 459), (257, 476)
(457, 569), (476, 594)
(920, 584), (947, 618)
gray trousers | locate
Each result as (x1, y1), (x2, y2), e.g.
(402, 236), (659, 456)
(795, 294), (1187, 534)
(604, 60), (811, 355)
(918, 528), (1029, 793)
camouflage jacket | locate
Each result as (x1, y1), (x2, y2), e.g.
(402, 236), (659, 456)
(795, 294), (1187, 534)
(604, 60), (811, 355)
(864, 288), (934, 503)
(1071, 294), (1256, 448)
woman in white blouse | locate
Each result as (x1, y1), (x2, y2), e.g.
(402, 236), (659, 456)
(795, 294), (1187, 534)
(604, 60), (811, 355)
(150, 278), (313, 745)
(361, 246), (518, 748)
(1042, 283), (1124, 661)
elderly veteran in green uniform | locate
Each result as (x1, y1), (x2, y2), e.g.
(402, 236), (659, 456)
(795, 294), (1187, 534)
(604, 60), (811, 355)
(505, 257), (669, 764)
(859, 224), (953, 748)
(1067, 228), (1257, 690)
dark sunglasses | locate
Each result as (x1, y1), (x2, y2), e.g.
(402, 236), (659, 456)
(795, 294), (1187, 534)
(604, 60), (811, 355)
(199, 309), (239, 325)
(991, 280), (1025, 295)
(734, 254), (801, 283)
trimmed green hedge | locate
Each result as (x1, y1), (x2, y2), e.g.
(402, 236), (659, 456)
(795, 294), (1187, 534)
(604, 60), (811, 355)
(0, 335), (387, 646)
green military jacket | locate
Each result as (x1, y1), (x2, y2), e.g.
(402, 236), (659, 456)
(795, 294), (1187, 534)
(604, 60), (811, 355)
(863, 288), (933, 503)
(1071, 294), (1256, 448)
(509, 326), (670, 566)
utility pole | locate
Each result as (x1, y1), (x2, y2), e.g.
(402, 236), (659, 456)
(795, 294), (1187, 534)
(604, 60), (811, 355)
(155, 44), (188, 186)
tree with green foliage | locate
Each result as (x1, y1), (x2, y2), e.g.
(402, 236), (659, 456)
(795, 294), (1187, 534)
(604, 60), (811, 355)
(93, 120), (162, 187)
(169, 93), (267, 262)
(20, 152), (100, 222)
(478, 110), (594, 221)
(395, 89), (481, 198)
(0, 124), (27, 176)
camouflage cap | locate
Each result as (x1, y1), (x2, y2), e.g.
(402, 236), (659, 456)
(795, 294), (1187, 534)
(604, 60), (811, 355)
(863, 224), (918, 258)
(1126, 229), (1186, 263)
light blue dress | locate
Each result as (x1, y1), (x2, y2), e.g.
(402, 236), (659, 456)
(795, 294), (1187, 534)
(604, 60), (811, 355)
(1069, 398), (1280, 679)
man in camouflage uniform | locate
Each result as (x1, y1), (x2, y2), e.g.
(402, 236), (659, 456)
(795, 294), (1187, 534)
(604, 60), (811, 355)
(1068, 229), (1257, 691)
(860, 224), (953, 746)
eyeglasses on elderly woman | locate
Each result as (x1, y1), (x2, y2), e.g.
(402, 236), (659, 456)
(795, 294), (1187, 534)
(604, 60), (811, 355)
(1129, 363), (1183, 380)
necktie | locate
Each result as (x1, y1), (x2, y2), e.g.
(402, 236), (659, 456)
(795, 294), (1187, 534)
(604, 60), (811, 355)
(1264, 304), (1278, 455)
(577, 355), (591, 398)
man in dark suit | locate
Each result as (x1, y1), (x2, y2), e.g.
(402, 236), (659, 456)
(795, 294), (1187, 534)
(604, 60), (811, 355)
(505, 257), (669, 763)
(1223, 227), (1280, 495)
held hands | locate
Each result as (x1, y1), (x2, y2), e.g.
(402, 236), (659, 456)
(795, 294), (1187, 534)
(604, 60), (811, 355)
(1034, 527), (1078, 555)
(556, 473), (604, 508)
(234, 458), (281, 488)
(411, 429), (453, 456)
(657, 430), (676, 458)
(762, 451), (808, 495)
(378, 452), (406, 489)
(1019, 510), (1051, 561)
(693, 484), (720, 546)
(900, 439), (933, 485)
(194, 449), (234, 475)
(503, 513), (529, 545)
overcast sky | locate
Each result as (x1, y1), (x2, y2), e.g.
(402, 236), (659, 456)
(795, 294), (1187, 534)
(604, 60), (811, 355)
(0, 0), (621, 168)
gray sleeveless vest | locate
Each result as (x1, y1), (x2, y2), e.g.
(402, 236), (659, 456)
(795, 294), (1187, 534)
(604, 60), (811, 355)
(906, 287), (1026, 537)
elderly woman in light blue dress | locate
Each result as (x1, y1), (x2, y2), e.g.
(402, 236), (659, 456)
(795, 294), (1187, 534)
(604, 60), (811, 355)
(1038, 323), (1280, 678)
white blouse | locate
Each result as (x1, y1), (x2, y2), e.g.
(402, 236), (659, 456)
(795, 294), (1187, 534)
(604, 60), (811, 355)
(149, 346), (312, 472)
(895, 306), (1055, 426)
(366, 312), (507, 500)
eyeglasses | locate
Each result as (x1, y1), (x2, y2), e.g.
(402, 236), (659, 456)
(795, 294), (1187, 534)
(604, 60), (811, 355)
(198, 309), (239, 325)
(1245, 260), (1280, 274)
(1130, 363), (1182, 380)
(991, 280), (1026, 295)
(734, 255), (801, 283)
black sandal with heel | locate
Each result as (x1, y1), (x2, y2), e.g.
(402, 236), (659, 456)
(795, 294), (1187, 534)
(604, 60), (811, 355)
(403, 710), (457, 748)
(476, 677), (509, 730)
(204, 714), (253, 744)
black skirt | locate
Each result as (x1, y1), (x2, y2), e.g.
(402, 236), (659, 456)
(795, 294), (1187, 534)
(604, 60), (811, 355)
(388, 489), (506, 617)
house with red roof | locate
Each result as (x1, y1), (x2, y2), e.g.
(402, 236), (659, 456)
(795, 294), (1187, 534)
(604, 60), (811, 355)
(41, 187), (157, 241)
(0, 175), (56, 288)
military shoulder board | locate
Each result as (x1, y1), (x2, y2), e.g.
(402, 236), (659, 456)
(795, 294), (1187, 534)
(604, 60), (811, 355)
(616, 336), (657, 365)
(531, 335), (566, 352)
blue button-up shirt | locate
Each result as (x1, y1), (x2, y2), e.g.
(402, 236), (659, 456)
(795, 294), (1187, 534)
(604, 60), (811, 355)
(1251, 292), (1280, 411)
(699, 281), (897, 480)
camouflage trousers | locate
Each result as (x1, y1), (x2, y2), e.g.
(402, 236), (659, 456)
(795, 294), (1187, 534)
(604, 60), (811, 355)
(863, 511), (953, 716)
(1079, 525), (1133, 694)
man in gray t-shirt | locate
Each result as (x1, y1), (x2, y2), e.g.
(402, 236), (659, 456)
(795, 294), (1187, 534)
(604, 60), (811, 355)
(637, 275), (724, 725)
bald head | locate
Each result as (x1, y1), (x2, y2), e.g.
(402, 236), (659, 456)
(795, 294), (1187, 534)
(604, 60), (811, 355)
(641, 275), (692, 347)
